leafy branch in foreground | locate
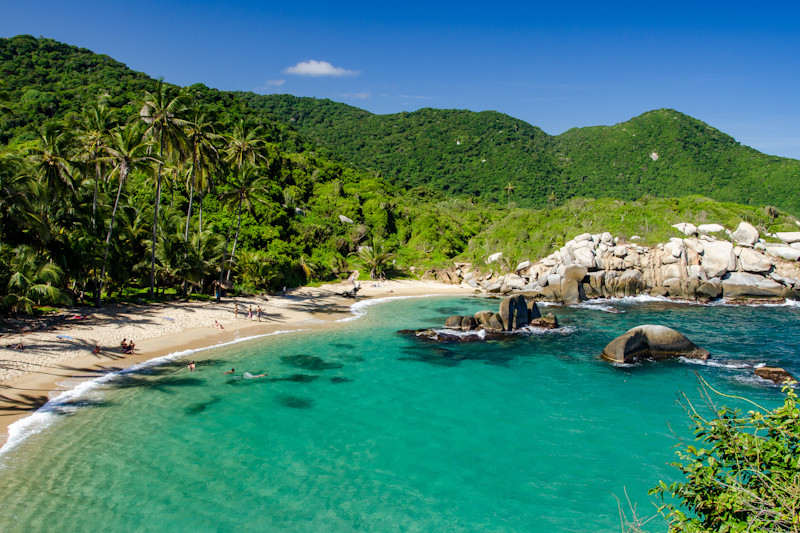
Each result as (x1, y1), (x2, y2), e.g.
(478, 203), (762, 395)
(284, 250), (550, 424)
(650, 374), (800, 532)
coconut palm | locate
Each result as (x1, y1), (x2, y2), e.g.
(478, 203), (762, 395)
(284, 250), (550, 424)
(28, 122), (76, 197)
(77, 99), (115, 232)
(356, 235), (395, 280)
(224, 119), (268, 172)
(3, 245), (71, 314)
(138, 80), (190, 298)
(0, 149), (41, 242)
(216, 164), (268, 298)
(185, 111), (221, 236)
(97, 124), (157, 305)
(504, 182), (516, 209)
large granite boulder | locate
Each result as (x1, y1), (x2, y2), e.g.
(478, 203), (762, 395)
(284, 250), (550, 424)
(721, 272), (783, 298)
(763, 245), (800, 261)
(776, 232), (800, 244)
(737, 248), (772, 273)
(601, 325), (710, 364)
(673, 222), (697, 236)
(696, 277), (722, 299)
(754, 366), (797, 384)
(498, 295), (529, 331)
(445, 315), (464, 328)
(701, 240), (735, 278)
(731, 222), (759, 246)
(698, 223), (725, 235)
(616, 269), (644, 296)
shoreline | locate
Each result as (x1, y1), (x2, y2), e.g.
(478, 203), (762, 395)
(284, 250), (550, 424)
(0, 280), (475, 447)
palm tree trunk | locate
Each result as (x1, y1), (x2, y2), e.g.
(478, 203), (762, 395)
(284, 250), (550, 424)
(150, 138), (164, 299)
(185, 179), (194, 241)
(216, 220), (234, 302)
(198, 194), (204, 232)
(226, 196), (244, 281)
(98, 168), (126, 306)
(92, 161), (101, 233)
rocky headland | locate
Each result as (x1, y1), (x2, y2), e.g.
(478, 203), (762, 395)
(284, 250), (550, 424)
(425, 221), (800, 304)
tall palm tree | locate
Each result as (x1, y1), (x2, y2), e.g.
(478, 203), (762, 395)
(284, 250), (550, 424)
(224, 119), (268, 172)
(356, 235), (395, 280)
(216, 164), (268, 298)
(78, 99), (115, 233)
(97, 124), (157, 305)
(138, 80), (189, 299)
(504, 182), (516, 209)
(185, 111), (221, 236)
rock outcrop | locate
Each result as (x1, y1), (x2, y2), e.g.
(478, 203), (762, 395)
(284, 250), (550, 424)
(422, 220), (800, 303)
(601, 325), (710, 364)
(754, 366), (798, 384)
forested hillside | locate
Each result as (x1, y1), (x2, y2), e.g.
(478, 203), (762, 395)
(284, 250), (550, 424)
(1, 35), (798, 314)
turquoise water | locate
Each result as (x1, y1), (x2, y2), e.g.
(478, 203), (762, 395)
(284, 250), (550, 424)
(0, 296), (798, 532)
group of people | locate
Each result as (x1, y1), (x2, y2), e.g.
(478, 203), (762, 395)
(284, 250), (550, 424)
(233, 305), (263, 322)
(120, 339), (135, 354)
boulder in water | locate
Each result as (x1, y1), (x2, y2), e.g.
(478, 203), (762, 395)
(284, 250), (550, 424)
(601, 325), (709, 364)
(754, 366), (797, 385)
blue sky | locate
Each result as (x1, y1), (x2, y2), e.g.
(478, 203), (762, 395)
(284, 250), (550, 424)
(2, 1), (799, 158)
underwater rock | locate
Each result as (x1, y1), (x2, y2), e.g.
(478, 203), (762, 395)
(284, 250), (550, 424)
(280, 354), (344, 370)
(601, 325), (709, 364)
(529, 314), (559, 329)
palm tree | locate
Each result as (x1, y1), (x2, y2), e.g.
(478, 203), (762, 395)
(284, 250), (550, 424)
(78, 99), (115, 233)
(28, 122), (76, 197)
(3, 245), (71, 314)
(547, 192), (559, 206)
(138, 80), (190, 299)
(356, 235), (395, 280)
(0, 149), (41, 242)
(185, 111), (221, 236)
(216, 164), (268, 298)
(504, 182), (516, 209)
(97, 124), (157, 305)
(224, 119), (268, 172)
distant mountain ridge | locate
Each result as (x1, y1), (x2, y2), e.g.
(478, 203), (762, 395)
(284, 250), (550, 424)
(2, 34), (799, 213)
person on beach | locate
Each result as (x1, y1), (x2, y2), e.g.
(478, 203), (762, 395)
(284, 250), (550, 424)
(93, 345), (101, 354)
(7, 342), (23, 350)
(127, 341), (135, 354)
(248, 305), (253, 320)
(213, 320), (224, 330)
(256, 306), (261, 322)
(223, 368), (234, 374)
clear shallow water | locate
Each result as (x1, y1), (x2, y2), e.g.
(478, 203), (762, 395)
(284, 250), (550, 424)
(0, 296), (797, 532)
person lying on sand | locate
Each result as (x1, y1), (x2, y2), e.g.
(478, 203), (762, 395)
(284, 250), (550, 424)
(6, 342), (23, 350)
(213, 320), (224, 330)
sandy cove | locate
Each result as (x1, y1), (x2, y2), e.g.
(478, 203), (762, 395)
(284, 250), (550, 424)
(0, 280), (474, 446)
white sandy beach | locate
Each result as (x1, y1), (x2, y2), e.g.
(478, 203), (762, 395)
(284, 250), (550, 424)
(0, 279), (475, 445)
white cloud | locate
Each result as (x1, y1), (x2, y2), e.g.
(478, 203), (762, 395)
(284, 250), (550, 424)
(397, 94), (434, 100)
(341, 92), (371, 100)
(265, 79), (285, 86)
(284, 60), (358, 77)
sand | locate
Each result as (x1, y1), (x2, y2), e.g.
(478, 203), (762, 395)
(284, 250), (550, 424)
(0, 280), (475, 446)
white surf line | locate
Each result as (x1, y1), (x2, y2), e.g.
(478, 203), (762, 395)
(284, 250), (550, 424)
(0, 328), (307, 459)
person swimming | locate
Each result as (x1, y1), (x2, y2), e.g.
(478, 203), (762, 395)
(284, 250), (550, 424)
(223, 368), (234, 374)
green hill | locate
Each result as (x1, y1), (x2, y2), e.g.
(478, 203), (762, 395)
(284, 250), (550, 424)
(1, 34), (799, 215)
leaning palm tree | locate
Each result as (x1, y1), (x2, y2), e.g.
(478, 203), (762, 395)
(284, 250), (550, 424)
(97, 124), (157, 305)
(138, 80), (190, 299)
(216, 164), (268, 299)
